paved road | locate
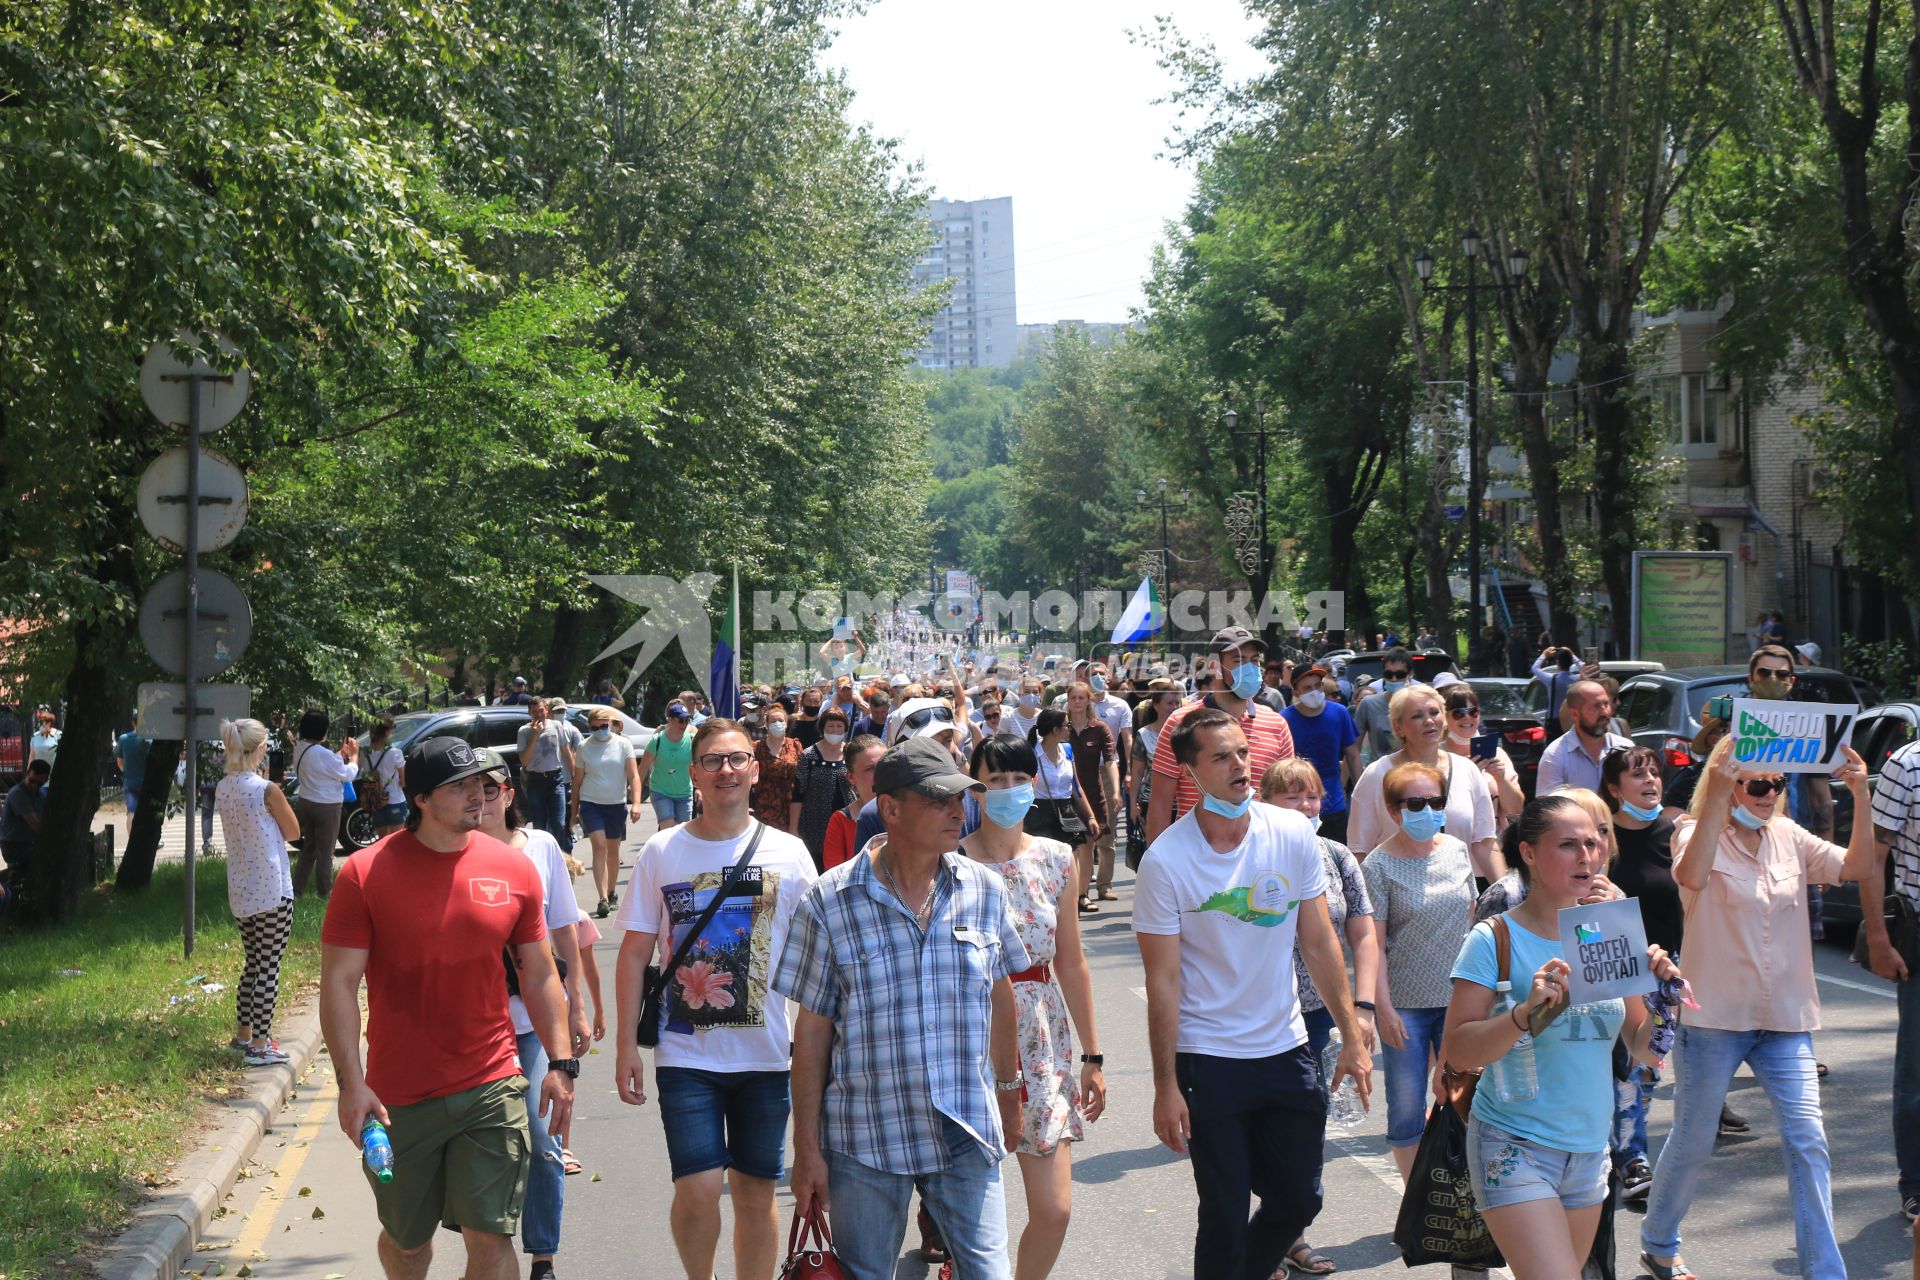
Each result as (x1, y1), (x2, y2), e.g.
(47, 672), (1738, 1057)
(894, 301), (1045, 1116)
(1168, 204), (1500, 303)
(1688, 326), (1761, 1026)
(192, 811), (1914, 1279)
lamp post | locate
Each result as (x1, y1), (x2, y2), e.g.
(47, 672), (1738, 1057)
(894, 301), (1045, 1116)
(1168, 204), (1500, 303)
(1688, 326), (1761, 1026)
(1223, 400), (1277, 648)
(1137, 479), (1188, 653)
(1414, 229), (1528, 631)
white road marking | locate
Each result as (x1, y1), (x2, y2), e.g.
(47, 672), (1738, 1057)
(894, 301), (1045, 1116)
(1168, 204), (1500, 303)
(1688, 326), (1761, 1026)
(1328, 1131), (1405, 1192)
(1816, 971), (1897, 999)
(1132, 986), (1148, 1002)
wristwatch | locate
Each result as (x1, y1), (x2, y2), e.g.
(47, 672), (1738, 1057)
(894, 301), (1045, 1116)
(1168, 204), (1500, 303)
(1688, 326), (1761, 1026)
(995, 1072), (1025, 1093)
(1353, 1000), (1376, 1013)
(547, 1057), (581, 1079)
(1080, 1054), (1104, 1066)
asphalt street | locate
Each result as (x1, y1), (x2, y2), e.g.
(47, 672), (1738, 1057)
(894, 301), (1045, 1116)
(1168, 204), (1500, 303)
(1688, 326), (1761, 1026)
(188, 809), (1914, 1280)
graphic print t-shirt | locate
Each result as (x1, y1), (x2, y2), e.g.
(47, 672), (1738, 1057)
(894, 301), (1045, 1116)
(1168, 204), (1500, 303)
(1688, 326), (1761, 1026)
(1133, 803), (1326, 1058)
(619, 822), (818, 1071)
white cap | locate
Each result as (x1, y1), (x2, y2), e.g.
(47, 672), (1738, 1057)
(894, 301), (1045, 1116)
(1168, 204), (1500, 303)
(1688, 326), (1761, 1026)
(1431, 671), (1463, 690)
(889, 673), (910, 690)
(1795, 641), (1821, 665)
(890, 697), (957, 744)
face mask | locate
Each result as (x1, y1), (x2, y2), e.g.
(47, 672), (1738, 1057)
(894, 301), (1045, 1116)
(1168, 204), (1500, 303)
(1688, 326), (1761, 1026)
(1620, 800), (1663, 822)
(984, 782), (1035, 829)
(1751, 679), (1791, 701)
(1090, 675), (1108, 694)
(592, 726), (613, 740)
(1200, 789), (1254, 820)
(1400, 805), (1447, 841)
(1019, 693), (1040, 710)
(823, 732), (846, 745)
(1382, 679), (1407, 695)
(1229, 661), (1264, 700)
(1295, 689), (1326, 712)
(1448, 730), (1475, 746)
(767, 723), (787, 738)
(1730, 802), (1769, 830)
(1309, 813), (1323, 834)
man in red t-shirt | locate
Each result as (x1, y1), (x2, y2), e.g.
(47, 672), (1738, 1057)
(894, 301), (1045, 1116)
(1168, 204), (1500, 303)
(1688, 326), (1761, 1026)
(1145, 627), (1295, 847)
(321, 736), (576, 1280)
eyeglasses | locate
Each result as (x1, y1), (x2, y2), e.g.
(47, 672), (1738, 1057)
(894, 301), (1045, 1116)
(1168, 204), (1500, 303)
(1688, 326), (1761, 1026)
(1448, 706), (1480, 720)
(698, 751), (754, 772)
(900, 705), (955, 732)
(482, 781), (507, 799)
(1743, 778), (1787, 797)
(1751, 669), (1794, 683)
(1383, 668), (1410, 679)
(1397, 796), (1445, 812)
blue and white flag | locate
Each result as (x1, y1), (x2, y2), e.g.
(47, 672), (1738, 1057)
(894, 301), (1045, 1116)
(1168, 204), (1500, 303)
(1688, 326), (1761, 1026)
(1110, 575), (1163, 645)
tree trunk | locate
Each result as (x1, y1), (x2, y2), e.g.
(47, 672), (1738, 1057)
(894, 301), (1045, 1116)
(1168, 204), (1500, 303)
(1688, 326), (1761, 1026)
(1583, 340), (1639, 657)
(25, 621), (116, 922)
(116, 737), (183, 892)
(1510, 357), (1582, 647)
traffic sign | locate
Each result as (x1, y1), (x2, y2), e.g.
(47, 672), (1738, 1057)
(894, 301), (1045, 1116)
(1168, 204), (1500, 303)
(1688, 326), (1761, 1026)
(137, 446), (249, 553)
(137, 568), (253, 677)
(137, 681), (252, 741)
(138, 331), (252, 431)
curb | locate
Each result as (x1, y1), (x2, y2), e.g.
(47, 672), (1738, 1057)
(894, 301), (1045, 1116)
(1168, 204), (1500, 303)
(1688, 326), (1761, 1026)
(98, 1000), (325, 1280)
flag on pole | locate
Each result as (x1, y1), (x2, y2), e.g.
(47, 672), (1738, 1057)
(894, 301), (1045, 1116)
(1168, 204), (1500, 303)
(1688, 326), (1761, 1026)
(710, 566), (740, 718)
(1110, 575), (1162, 645)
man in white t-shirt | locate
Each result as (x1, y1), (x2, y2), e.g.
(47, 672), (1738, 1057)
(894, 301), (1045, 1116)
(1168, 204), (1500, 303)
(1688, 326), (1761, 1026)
(1134, 708), (1373, 1280)
(613, 718), (818, 1280)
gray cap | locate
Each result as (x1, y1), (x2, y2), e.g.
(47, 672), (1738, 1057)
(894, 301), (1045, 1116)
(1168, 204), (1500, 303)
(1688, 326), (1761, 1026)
(1209, 625), (1266, 654)
(873, 737), (983, 799)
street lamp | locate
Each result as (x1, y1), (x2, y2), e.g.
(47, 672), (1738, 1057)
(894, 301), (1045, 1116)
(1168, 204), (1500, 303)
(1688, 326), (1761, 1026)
(1224, 400), (1276, 645)
(1137, 479), (1188, 646)
(1413, 229), (1528, 630)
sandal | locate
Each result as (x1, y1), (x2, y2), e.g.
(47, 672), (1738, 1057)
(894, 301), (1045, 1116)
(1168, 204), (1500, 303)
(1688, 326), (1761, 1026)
(1639, 1251), (1698, 1279)
(561, 1147), (583, 1175)
(1282, 1240), (1336, 1274)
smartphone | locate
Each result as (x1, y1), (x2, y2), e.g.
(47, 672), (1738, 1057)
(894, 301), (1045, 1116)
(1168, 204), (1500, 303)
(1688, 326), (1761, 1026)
(1470, 731), (1501, 761)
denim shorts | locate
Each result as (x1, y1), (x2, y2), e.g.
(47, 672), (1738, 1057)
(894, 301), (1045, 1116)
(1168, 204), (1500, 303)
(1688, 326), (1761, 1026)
(1467, 1115), (1608, 1211)
(578, 800), (628, 839)
(375, 802), (408, 827)
(654, 1067), (790, 1182)
(651, 792), (693, 824)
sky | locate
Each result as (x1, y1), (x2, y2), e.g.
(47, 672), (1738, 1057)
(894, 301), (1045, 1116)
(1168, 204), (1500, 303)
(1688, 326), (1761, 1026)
(827, 0), (1268, 327)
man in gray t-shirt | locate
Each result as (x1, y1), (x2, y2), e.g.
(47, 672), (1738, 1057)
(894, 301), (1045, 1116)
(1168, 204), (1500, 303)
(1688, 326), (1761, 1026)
(516, 698), (580, 851)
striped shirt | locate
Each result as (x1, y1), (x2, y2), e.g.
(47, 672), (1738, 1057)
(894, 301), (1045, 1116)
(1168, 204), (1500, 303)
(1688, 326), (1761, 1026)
(1869, 739), (1920, 907)
(1149, 695), (1295, 823)
(771, 844), (1030, 1175)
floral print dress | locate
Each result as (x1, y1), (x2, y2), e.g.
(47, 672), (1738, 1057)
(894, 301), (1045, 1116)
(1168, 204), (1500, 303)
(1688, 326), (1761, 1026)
(985, 837), (1084, 1155)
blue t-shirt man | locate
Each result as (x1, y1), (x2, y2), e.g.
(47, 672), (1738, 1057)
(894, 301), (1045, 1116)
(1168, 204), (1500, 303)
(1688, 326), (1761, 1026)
(117, 731), (151, 814)
(1281, 700), (1359, 814)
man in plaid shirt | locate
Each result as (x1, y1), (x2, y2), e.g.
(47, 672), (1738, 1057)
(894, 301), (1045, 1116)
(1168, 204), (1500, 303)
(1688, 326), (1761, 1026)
(1868, 736), (1920, 1230)
(773, 737), (1028, 1280)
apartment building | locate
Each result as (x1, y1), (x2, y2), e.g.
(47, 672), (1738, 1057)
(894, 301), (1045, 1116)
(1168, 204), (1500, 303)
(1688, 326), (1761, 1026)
(912, 196), (1017, 371)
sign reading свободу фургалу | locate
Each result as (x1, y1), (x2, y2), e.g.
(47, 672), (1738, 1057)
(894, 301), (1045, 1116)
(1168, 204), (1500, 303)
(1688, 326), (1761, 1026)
(1729, 698), (1859, 774)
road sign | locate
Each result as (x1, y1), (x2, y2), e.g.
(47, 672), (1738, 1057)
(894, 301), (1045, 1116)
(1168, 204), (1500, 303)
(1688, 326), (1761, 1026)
(138, 568), (253, 677)
(138, 331), (252, 430)
(137, 681), (251, 741)
(137, 446), (249, 553)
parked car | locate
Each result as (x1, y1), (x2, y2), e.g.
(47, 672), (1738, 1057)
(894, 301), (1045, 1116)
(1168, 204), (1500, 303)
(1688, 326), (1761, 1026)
(1466, 677), (1549, 797)
(1523, 660), (1667, 721)
(1815, 698), (1920, 928)
(329, 703), (655, 853)
(1609, 665), (1869, 780)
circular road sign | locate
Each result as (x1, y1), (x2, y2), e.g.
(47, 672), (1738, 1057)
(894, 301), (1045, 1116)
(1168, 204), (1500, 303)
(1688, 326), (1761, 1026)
(138, 330), (252, 431)
(136, 446), (250, 554)
(137, 568), (253, 678)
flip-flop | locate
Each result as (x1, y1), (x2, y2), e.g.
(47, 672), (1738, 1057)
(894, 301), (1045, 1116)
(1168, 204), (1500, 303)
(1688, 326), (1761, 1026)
(561, 1148), (583, 1176)
(1639, 1251), (1699, 1279)
(1282, 1240), (1336, 1274)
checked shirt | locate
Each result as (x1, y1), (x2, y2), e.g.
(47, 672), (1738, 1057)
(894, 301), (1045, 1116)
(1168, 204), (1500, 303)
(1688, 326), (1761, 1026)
(772, 843), (1029, 1175)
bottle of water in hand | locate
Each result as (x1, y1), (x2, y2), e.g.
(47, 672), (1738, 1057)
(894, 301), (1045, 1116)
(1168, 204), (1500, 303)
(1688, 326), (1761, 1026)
(360, 1116), (395, 1184)
(1323, 1034), (1364, 1129)
(1489, 981), (1540, 1104)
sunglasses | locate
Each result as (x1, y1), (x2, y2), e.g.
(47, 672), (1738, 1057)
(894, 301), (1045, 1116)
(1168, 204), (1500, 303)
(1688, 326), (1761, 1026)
(1397, 796), (1445, 812)
(1383, 669), (1410, 679)
(698, 751), (754, 772)
(1448, 706), (1480, 720)
(1743, 778), (1787, 797)
(900, 705), (955, 732)
(1751, 669), (1794, 683)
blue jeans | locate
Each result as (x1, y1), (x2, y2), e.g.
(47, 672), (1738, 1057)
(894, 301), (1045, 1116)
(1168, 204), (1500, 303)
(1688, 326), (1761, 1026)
(1381, 1006), (1447, 1147)
(514, 1030), (565, 1257)
(1641, 1025), (1843, 1278)
(1302, 1006), (1335, 1086)
(1611, 1062), (1656, 1168)
(521, 772), (564, 845)
(824, 1117), (1010, 1280)
(1898, 970), (1920, 1200)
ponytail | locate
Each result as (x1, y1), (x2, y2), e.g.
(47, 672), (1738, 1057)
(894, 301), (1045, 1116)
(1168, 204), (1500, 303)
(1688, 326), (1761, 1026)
(221, 718), (269, 775)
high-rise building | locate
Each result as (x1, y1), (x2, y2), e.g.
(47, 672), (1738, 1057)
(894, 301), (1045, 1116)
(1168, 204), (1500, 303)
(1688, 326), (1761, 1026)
(912, 196), (1016, 371)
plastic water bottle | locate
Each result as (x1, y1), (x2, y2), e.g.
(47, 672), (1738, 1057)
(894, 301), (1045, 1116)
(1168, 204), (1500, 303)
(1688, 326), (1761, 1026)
(1489, 981), (1540, 1104)
(360, 1117), (395, 1183)
(1323, 1033), (1364, 1128)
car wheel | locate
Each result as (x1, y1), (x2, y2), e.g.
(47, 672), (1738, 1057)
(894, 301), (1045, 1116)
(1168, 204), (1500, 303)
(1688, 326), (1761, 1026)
(340, 806), (378, 855)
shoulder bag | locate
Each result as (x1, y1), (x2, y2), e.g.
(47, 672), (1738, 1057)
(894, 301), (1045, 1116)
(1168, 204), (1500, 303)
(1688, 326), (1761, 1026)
(779, 1202), (847, 1279)
(636, 821), (767, 1049)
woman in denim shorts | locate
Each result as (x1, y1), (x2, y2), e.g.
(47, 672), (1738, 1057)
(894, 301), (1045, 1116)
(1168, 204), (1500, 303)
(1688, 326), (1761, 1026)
(1441, 794), (1683, 1279)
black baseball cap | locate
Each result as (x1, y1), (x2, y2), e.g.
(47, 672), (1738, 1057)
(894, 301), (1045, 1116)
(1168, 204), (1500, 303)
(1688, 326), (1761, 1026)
(873, 737), (984, 799)
(1209, 625), (1267, 654)
(404, 735), (495, 802)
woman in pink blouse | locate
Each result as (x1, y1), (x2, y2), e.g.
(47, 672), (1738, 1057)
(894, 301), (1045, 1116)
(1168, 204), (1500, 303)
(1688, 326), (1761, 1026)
(1638, 737), (1872, 1280)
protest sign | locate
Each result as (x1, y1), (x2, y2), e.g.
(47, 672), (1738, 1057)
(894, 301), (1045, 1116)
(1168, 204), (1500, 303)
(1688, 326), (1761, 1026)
(1559, 898), (1655, 1004)
(1728, 697), (1859, 774)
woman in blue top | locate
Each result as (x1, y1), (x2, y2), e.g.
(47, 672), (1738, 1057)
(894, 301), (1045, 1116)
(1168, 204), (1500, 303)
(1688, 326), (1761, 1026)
(1441, 794), (1683, 1279)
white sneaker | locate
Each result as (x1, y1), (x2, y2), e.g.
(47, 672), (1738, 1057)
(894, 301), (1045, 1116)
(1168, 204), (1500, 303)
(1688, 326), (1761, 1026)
(244, 1044), (290, 1066)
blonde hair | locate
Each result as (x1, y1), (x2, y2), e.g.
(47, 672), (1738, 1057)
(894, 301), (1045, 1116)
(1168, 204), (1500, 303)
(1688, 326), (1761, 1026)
(1261, 757), (1324, 799)
(1687, 737), (1780, 826)
(220, 718), (269, 774)
(1388, 684), (1445, 728)
(1548, 785), (1617, 868)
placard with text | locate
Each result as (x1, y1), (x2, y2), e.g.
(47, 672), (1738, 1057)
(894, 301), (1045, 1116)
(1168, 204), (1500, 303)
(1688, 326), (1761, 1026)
(1558, 897), (1655, 1004)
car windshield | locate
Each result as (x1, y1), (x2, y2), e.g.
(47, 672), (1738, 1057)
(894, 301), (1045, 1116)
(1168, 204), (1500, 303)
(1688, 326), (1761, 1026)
(387, 712), (446, 750)
(1467, 682), (1532, 717)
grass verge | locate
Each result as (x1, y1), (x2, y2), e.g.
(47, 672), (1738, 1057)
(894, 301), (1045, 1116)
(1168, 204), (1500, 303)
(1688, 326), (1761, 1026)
(0, 861), (325, 1280)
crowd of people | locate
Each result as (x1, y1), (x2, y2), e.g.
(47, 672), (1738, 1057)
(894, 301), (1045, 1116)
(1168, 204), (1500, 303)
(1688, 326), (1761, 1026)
(117, 618), (1916, 1280)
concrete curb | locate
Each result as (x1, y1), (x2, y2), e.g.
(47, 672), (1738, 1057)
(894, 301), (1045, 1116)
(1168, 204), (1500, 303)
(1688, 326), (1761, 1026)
(97, 999), (324, 1280)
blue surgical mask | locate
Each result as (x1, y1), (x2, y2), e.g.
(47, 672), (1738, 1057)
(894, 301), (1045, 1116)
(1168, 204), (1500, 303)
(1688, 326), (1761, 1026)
(1200, 789), (1254, 820)
(984, 782), (1035, 829)
(1019, 693), (1040, 710)
(1090, 675), (1109, 694)
(823, 732), (846, 745)
(1400, 805), (1447, 841)
(1730, 803), (1769, 830)
(1229, 661), (1264, 700)
(592, 726), (613, 740)
(1620, 800), (1662, 823)
(1382, 679), (1407, 695)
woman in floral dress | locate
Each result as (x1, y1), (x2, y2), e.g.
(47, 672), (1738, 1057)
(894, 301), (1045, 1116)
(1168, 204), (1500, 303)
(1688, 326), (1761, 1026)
(749, 703), (802, 831)
(961, 732), (1106, 1280)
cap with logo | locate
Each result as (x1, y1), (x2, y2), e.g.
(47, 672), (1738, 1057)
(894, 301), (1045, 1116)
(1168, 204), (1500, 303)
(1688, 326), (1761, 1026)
(666, 701), (692, 720)
(1208, 625), (1266, 655)
(404, 735), (496, 802)
(873, 737), (985, 799)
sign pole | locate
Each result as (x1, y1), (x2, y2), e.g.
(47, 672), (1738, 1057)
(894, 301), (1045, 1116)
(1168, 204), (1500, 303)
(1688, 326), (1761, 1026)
(182, 375), (201, 958)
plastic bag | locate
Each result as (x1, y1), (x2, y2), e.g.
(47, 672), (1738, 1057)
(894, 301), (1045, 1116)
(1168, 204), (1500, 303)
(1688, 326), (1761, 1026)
(1392, 1101), (1506, 1269)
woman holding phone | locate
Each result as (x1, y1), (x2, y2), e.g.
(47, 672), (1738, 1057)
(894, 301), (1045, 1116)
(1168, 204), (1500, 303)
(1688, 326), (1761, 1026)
(1443, 684), (1524, 823)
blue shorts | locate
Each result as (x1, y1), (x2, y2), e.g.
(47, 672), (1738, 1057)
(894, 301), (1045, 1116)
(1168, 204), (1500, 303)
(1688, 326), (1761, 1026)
(651, 793), (692, 825)
(654, 1067), (790, 1182)
(375, 802), (408, 828)
(1467, 1115), (1608, 1211)
(578, 800), (628, 839)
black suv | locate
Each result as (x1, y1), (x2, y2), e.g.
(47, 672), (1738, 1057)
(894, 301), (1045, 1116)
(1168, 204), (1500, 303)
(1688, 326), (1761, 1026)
(1338, 648), (1460, 689)
(1612, 665), (1880, 779)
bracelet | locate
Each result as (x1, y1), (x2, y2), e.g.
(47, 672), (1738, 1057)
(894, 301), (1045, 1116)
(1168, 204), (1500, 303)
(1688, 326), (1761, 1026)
(1510, 1003), (1528, 1032)
(1353, 1000), (1376, 1013)
(1080, 1054), (1104, 1066)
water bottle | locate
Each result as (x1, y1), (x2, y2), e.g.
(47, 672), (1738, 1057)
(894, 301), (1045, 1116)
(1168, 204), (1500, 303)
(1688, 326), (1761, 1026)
(1488, 981), (1540, 1104)
(1322, 1033), (1364, 1128)
(360, 1116), (395, 1183)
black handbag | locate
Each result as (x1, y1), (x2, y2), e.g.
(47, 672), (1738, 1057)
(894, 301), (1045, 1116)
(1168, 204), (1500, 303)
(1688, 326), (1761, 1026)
(637, 822), (766, 1049)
